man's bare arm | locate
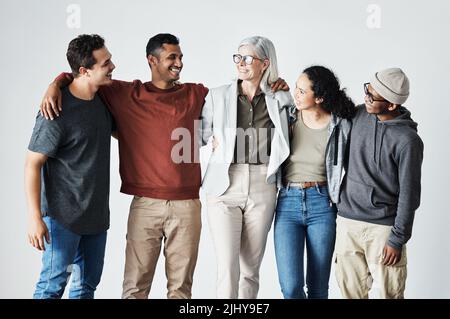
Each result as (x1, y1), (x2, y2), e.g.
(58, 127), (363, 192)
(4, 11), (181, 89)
(270, 77), (289, 92)
(40, 73), (74, 120)
(25, 151), (50, 251)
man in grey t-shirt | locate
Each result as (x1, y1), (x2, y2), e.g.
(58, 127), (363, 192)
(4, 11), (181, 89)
(25, 34), (115, 299)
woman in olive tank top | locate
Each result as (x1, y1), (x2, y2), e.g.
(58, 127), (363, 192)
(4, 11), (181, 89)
(274, 66), (356, 299)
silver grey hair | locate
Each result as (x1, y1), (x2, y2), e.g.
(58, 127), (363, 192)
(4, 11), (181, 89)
(238, 36), (279, 93)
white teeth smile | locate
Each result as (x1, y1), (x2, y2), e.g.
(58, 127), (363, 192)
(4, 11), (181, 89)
(170, 67), (181, 73)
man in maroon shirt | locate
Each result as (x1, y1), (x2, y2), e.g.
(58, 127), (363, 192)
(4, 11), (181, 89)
(40, 33), (287, 299)
(41, 34), (207, 299)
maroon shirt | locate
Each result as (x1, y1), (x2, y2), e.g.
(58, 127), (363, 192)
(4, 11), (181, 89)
(99, 80), (208, 200)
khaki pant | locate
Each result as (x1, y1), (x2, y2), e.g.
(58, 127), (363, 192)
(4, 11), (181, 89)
(206, 164), (277, 299)
(122, 196), (201, 299)
(335, 216), (407, 299)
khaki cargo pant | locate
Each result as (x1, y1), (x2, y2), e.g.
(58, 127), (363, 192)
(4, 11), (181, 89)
(122, 196), (201, 299)
(335, 216), (407, 299)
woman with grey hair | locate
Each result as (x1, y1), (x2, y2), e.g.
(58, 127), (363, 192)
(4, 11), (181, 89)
(199, 36), (293, 298)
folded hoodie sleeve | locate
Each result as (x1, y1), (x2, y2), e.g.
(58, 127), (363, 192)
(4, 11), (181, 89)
(388, 136), (424, 249)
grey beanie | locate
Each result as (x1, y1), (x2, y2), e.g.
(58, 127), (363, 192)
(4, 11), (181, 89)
(370, 68), (410, 104)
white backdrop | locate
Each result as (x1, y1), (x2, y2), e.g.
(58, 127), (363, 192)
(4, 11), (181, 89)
(1, 0), (449, 298)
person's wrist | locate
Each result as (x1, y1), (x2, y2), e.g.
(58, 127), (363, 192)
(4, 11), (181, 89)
(28, 210), (42, 221)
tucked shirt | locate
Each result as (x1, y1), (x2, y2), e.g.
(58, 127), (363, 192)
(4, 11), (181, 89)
(28, 86), (114, 235)
(99, 80), (209, 200)
(233, 81), (274, 164)
(284, 112), (329, 183)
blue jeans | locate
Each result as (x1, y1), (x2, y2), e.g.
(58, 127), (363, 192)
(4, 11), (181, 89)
(33, 216), (107, 299)
(274, 185), (337, 299)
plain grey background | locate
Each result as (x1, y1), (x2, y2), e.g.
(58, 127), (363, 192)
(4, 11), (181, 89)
(1, 0), (449, 298)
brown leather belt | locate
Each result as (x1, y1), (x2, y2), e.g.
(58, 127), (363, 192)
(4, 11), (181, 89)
(283, 181), (328, 189)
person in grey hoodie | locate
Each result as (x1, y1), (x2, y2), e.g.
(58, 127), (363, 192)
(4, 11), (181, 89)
(335, 68), (424, 299)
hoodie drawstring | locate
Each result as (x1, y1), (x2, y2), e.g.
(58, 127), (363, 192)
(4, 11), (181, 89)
(377, 124), (386, 171)
(373, 118), (386, 171)
(334, 126), (339, 165)
(373, 118), (378, 165)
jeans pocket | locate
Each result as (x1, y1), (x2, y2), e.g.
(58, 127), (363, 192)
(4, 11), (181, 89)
(276, 188), (299, 214)
(278, 187), (287, 198)
(315, 185), (330, 197)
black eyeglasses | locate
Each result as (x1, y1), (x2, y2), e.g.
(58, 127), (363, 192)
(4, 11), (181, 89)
(364, 82), (388, 104)
(233, 54), (263, 65)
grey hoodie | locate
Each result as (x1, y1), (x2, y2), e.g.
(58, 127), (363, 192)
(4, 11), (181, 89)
(338, 105), (424, 249)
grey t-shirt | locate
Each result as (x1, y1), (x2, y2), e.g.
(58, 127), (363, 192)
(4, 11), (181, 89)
(28, 86), (114, 235)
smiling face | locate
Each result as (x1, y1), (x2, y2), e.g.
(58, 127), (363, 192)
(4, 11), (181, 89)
(83, 46), (115, 86)
(148, 43), (183, 85)
(235, 44), (268, 84)
(364, 83), (391, 114)
(294, 73), (322, 111)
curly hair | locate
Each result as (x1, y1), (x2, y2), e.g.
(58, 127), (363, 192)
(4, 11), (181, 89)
(302, 65), (356, 119)
(66, 34), (105, 76)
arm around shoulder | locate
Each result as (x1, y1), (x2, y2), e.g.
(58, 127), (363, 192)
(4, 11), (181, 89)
(40, 72), (73, 120)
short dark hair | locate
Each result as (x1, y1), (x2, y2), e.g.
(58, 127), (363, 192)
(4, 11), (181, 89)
(66, 34), (105, 76)
(146, 33), (179, 58)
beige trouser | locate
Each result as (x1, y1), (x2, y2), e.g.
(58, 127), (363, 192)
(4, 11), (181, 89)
(206, 164), (277, 299)
(122, 196), (201, 299)
(335, 216), (407, 299)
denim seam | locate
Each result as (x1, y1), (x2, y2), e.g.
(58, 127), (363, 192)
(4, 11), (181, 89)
(40, 217), (54, 298)
(301, 188), (306, 214)
(77, 239), (86, 299)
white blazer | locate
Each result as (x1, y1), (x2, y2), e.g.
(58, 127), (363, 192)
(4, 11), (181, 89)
(199, 80), (293, 196)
